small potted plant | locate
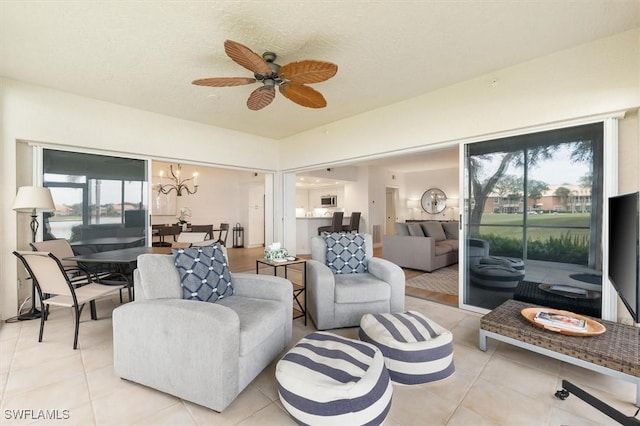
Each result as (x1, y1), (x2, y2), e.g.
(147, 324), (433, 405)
(176, 207), (192, 230)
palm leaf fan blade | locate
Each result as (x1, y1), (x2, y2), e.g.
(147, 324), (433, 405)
(192, 77), (256, 87)
(278, 60), (338, 84)
(247, 86), (275, 110)
(224, 40), (272, 75)
(279, 84), (327, 108)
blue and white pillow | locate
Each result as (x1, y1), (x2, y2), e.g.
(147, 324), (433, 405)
(172, 245), (233, 303)
(323, 233), (368, 274)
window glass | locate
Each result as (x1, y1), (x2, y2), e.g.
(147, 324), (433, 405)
(43, 150), (148, 249)
(463, 122), (603, 311)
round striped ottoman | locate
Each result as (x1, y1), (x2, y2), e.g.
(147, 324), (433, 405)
(358, 311), (455, 385)
(275, 331), (393, 425)
(480, 256), (525, 272)
(470, 263), (525, 289)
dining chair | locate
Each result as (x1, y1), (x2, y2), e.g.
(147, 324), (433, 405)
(190, 224), (214, 240)
(342, 212), (361, 233)
(153, 225), (182, 247)
(30, 239), (132, 302)
(214, 223), (230, 246)
(317, 212), (344, 235)
(175, 232), (209, 248)
(13, 251), (125, 349)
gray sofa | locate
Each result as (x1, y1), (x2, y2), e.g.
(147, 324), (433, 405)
(112, 254), (292, 412)
(383, 221), (489, 272)
(306, 234), (405, 330)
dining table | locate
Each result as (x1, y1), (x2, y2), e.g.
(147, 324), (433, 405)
(64, 246), (173, 300)
(70, 236), (146, 254)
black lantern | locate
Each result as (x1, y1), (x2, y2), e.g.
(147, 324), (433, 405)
(232, 223), (244, 248)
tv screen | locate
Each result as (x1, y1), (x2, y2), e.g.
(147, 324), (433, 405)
(607, 191), (640, 323)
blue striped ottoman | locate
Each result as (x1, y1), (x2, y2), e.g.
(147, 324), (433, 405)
(275, 331), (393, 425)
(359, 311), (455, 385)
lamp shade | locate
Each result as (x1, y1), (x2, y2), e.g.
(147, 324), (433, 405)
(407, 199), (420, 209)
(447, 197), (459, 208)
(13, 186), (56, 212)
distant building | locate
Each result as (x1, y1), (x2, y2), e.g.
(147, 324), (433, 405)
(484, 184), (592, 213)
(54, 204), (72, 216)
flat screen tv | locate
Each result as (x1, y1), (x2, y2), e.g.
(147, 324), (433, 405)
(607, 191), (640, 323)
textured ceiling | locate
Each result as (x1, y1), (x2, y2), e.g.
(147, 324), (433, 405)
(1, 1), (639, 142)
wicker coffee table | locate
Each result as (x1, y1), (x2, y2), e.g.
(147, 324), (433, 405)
(479, 299), (639, 407)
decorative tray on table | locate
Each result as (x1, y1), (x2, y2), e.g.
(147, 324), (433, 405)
(521, 307), (606, 337)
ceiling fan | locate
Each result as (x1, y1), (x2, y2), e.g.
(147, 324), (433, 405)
(192, 40), (338, 111)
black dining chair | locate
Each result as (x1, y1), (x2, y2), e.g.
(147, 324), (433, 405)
(342, 212), (361, 233)
(153, 225), (181, 247)
(214, 223), (230, 246)
(317, 212), (344, 235)
(190, 224), (214, 240)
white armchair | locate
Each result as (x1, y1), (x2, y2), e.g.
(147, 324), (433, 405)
(113, 254), (292, 412)
(306, 234), (405, 330)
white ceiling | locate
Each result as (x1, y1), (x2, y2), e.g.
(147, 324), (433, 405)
(2, 1), (639, 143)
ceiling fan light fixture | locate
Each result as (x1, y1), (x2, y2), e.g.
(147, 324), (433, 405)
(263, 78), (276, 88)
(193, 39), (337, 110)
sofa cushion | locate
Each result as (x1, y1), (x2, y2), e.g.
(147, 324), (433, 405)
(407, 223), (425, 237)
(434, 243), (454, 256)
(334, 273), (391, 303)
(441, 222), (459, 240)
(172, 245), (234, 303)
(218, 296), (284, 356)
(440, 239), (459, 251)
(324, 233), (368, 274)
(394, 222), (410, 236)
(420, 222), (446, 241)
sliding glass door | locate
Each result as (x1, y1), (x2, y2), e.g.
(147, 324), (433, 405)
(462, 123), (604, 311)
(43, 149), (148, 249)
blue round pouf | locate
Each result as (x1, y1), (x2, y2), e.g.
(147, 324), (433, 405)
(359, 311), (455, 385)
(276, 331), (393, 425)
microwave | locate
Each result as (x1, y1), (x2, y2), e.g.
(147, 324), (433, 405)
(321, 195), (337, 207)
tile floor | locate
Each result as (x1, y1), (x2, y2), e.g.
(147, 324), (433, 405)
(1, 293), (638, 425)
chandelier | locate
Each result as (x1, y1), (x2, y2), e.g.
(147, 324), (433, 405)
(155, 164), (199, 196)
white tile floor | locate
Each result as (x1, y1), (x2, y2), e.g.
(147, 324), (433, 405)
(1, 293), (637, 425)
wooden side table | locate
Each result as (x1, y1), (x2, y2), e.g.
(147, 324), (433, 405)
(256, 257), (307, 325)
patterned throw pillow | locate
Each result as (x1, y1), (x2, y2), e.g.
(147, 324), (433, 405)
(172, 245), (233, 303)
(324, 233), (368, 274)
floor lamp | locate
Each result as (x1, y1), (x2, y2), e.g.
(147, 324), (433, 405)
(12, 186), (56, 321)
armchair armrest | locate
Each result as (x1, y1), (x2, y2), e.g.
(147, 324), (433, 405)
(113, 299), (241, 411)
(367, 257), (405, 313)
(231, 273), (292, 303)
(306, 259), (336, 329)
(231, 273), (293, 341)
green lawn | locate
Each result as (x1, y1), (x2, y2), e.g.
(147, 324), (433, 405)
(475, 212), (590, 241)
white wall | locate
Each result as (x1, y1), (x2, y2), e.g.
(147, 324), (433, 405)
(278, 30), (639, 172)
(402, 167), (459, 222)
(151, 161), (263, 229)
(2, 29), (639, 319)
(1, 79), (279, 318)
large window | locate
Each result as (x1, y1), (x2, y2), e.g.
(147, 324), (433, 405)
(43, 149), (148, 245)
(463, 122), (603, 310)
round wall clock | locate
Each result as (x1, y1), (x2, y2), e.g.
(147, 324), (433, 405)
(421, 188), (447, 214)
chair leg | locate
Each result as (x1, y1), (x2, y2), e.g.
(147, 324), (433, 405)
(73, 305), (80, 350)
(38, 304), (46, 343)
(89, 301), (97, 320)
